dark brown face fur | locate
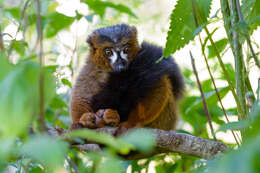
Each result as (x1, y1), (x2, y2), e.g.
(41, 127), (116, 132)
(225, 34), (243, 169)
(87, 24), (140, 72)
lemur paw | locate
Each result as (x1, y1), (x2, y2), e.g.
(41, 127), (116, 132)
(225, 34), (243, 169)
(78, 109), (120, 129)
(79, 112), (97, 128)
(96, 109), (120, 127)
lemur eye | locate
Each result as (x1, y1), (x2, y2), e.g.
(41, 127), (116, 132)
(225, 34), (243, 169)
(104, 48), (113, 57)
(123, 45), (130, 54)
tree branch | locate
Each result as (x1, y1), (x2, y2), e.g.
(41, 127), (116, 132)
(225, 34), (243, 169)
(48, 126), (229, 160)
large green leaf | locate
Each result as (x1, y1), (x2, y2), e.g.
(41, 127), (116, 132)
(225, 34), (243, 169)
(0, 59), (55, 137)
(164, 0), (212, 57)
(21, 135), (68, 172)
(84, 0), (137, 18)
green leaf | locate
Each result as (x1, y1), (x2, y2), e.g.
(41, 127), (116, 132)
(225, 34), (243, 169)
(49, 95), (68, 109)
(186, 86), (230, 113)
(164, 0), (212, 56)
(220, 63), (235, 85)
(242, 0), (260, 33)
(207, 38), (228, 59)
(84, 0), (137, 18)
(12, 40), (28, 56)
(44, 13), (74, 38)
(61, 78), (72, 88)
(20, 135), (68, 172)
(218, 121), (249, 132)
(202, 135), (260, 173)
(66, 129), (135, 154)
(120, 128), (156, 153)
(86, 151), (124, 173)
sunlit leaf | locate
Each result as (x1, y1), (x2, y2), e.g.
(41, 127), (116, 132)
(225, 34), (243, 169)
(164, 0), (212, 56)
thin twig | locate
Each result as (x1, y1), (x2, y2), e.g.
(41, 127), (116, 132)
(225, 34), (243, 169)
(66, 157), (79, 173)
(189, 51), (217, 141)
(7, 0), (30, 56)
(235, 0), (260, 69)
(0, 25), (4, 53)
(36, 0), (46, 131)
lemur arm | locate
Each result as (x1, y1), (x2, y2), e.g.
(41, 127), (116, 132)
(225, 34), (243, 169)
(120, 76), (172, 128)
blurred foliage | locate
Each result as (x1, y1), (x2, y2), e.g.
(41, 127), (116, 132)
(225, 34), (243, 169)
(0, 0), (259, 172)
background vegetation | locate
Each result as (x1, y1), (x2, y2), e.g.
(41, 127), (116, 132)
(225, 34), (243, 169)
(0, 0), (259, 172)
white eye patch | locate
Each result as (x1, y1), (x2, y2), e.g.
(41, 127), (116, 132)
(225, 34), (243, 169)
(108, 49), (117, 64)
(120, 50), (128, 60)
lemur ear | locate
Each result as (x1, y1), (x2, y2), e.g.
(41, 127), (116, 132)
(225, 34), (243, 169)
(130, 26), (137, 37)
(86, 34), (94, 47)
(86, 32), (98, 52)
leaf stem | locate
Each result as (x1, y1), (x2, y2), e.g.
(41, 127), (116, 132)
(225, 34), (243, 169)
(36, 0), (46, 132)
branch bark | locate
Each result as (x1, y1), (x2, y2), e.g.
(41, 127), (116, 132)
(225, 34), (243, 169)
(49, 126), (229, 160)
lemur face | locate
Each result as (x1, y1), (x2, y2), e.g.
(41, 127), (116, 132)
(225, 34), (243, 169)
(87, 24), (140, 72)
(103, 43), (131, 72)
